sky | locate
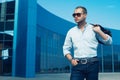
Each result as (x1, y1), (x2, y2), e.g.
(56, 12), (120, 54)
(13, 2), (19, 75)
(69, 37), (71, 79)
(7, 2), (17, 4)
(37, 0), (120, 30)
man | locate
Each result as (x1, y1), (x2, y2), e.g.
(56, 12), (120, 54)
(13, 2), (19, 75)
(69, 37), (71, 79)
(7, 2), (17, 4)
(63, 6), (112, 80)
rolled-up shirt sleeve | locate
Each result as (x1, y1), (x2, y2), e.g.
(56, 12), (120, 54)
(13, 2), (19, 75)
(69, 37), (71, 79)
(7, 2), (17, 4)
(97, 34), (112, 45)
(63, 31), (72, 56)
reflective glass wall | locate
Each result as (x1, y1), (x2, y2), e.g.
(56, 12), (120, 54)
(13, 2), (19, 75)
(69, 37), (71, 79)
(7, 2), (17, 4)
(0, 1), (15, 75)
(36, 25), (70, 73)
(98, 44), (120, 72)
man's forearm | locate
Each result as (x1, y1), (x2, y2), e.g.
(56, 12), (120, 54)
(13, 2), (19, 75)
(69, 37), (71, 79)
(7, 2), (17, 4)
(97, 30), (108, 40)
(65, 53), (73, 62)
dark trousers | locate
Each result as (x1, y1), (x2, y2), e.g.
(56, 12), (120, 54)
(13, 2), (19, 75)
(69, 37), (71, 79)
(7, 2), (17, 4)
(70, 61), (99, 80)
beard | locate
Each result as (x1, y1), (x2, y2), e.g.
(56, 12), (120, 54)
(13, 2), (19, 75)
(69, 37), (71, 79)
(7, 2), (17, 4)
(76, 18), (85, 24)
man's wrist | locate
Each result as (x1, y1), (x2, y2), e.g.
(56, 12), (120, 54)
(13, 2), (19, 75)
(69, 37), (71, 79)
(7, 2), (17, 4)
(69, 58), (73, 62)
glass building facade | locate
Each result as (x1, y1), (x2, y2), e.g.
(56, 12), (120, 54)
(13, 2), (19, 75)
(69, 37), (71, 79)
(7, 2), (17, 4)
(0, 0), (120, 77)
(98, 44), (120, 72)
(36, 25), (69, 73)
(0, 0), (15, 75)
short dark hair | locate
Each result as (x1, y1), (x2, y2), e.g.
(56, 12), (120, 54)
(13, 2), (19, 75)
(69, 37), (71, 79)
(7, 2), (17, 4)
(75, 6), (87, 14)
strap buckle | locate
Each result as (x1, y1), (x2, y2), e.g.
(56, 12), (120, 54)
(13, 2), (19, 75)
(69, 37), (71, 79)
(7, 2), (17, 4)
(80, 58), (88, 64)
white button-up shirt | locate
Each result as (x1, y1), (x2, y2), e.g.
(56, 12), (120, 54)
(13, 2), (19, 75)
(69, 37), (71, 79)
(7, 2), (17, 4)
(63, 23), (112, 58)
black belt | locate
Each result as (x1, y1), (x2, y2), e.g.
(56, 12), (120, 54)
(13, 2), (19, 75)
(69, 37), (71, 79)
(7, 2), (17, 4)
(75, 57), (99, 64)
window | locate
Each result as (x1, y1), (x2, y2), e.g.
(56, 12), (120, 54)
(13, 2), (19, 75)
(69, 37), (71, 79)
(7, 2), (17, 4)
(5, 22), (14, 30)
(6, 14), (14, 21)
(6, 1), (15, 14)
(0, 22), (4, 31)
(0, 3), (1, 14)
(4, 41), (13, 49)
(4, 34), (13, 40)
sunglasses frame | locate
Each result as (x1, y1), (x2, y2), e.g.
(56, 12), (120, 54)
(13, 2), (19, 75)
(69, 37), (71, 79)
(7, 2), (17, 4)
(72, 13), (83, 17)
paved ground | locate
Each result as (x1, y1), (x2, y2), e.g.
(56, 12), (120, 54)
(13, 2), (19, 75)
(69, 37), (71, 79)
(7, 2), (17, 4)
(0, 73), (120, 80)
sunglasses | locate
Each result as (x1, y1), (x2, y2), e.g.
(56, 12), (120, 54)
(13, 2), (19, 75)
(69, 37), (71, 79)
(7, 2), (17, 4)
(72, 13), (83, 17)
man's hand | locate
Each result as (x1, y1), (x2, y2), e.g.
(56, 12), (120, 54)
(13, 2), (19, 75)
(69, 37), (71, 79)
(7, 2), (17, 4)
(65, 54), (79, 66)
(92, 25), (101, 33)
(70, 59), (79, 66)
(92, 24), (108, 40)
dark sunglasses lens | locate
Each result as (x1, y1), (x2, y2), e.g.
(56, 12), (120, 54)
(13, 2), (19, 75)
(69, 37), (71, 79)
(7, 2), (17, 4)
(72, 13), (81, 17)
(72, 14), (76, 17)
(77, 13), (81, 17)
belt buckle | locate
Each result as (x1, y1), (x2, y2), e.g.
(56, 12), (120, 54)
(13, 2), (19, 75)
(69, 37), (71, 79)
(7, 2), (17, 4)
(80, 58), (87, 64)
